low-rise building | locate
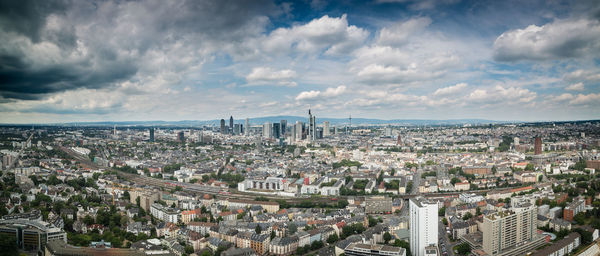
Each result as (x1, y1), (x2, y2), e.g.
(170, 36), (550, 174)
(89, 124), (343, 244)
(344, 243), (406, 256)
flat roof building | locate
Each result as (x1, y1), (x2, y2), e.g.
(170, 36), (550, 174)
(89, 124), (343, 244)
(345, 242), (406, 256)
(409, 197), (438, 256)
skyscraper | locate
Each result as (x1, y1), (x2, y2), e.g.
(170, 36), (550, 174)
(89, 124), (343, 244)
(177, 131), (185, 143)
(234, 124), (242, 135)
(323, 121), (330, 137)
(272, 123), (281, 139)
(308, 109), (316, 141)
(229, 116), (234, 134)
(295, 121), (303, 141)
(409, 197), (438, 256)
(482, 203), (537, 256)
(290, 124), (296, 143)
(263, 122), (272, 138)
(534, 137), (542, 155)
(149, 128), (155, 142)
(220, 119), (226, 134)
(245, 118), (250, 136)
(280, 120), (287, 136)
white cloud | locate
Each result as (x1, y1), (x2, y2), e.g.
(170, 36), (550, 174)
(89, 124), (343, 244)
(296, 85), (346, 101)
(565, 82), (584, 91)
(348, 16), (475, 87)
(377, 17), (432, 46)
(569, 93), (600, 105)
(494, 18), (600, 61)
(466, 86), (537, 104)
(245, 67), (297, 87)
(563, 69), (600, 82)
(260, 14), (368, 56)
(433, 83), (467, 96)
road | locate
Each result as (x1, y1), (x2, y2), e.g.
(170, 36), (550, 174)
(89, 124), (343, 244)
(439, 217), (454, 256)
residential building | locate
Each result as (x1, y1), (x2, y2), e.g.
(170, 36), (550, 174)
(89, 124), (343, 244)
(531, 232), (580, 256)
(409, 197), (438, 256)
(482, 202), (539, 256)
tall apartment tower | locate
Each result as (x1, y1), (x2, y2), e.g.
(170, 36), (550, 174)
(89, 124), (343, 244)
(323, 121), (330, 137)
(244, 118), (250, 136)
(409, 197), (438, 256)
(534, 137), (542, 155)
(482, 203), (537, 256)
(220, 119), (226, 134)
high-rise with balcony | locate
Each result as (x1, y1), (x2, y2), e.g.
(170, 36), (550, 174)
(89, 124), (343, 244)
(482, 202), (539, 256)
(409, 197), (438, 256)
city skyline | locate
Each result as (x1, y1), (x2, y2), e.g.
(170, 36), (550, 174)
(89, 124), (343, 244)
(1, 0), (599, 123)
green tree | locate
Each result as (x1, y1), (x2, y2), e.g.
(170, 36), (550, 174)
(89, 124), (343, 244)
(383, 232), (392, 244)
(393, 239), (410, 256)
(327, 234), (339, 244)
(462, 212), (473, 220)
(573, 212), (586, 225)
(456, 243), (471, 255)
(439, 207), (446, 216)
(368, 216), (377, 227)
(185, 245), (194, 254)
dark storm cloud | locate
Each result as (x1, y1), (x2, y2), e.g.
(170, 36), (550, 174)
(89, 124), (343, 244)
(0, 0), (69, 42)
(0, 53), (137, 100)
(0, 0), (282, 100)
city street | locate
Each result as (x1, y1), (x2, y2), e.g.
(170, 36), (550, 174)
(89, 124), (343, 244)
(439, 217), (455, 256)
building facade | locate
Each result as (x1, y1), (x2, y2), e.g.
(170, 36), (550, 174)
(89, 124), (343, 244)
(409, 197), (438, 256)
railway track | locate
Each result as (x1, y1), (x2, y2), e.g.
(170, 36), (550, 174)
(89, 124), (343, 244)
(58, 146), (545, 205)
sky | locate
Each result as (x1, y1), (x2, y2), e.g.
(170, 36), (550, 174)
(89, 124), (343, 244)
(0, 0), (599, 123)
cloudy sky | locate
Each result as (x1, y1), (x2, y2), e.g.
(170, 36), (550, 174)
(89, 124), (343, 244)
(1, 0), (599, 123)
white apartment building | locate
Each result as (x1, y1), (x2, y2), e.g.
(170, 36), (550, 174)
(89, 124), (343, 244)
(409, 197), (438, 256)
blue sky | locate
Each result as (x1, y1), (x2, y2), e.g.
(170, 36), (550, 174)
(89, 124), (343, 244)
(0, 0), (599, 123)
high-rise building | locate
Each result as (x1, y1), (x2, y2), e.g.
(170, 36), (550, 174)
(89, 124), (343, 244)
(513, 137), (519, 146)
(149, 128), (155, 142)
(234, 124), (242, 135)
(229, 116), (234, 134)
(290, 124), (296, 143)
(409, 197), (438, 256)
(280, 120), (287, 136)
(534, 137), (542, 155)
(245, 118), (250, 136)
(263, 122), (272, 138)
(272, 123), (281, 139)
(295, 121), (303, 141)
(177, 131), (185, 143)
(323, 121), (330, 137)
(482, 203), (538, 256)
(220, 119), (226, 134)
(308, 109), (316, 141)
